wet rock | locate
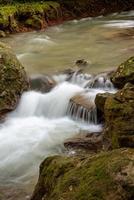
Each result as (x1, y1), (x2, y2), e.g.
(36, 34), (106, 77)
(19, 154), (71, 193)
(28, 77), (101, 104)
(67, 93), (96, 123)
(70, 94), (95, 110)
(0, 42), (29, 119)
(104, 83), (134, 148)
(95, 92), (113, 122)
(64, 132), (103, 153)
(95, 92), (113, 113)
(30, 75), (56, 93)
(31, 148), (134, 200)
(111, 56), (134, 89)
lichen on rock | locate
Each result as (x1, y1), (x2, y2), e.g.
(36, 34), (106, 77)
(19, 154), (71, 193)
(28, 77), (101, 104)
(0, 42), (29, 119)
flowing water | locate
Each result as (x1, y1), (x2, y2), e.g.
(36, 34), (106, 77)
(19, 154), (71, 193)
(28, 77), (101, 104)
(0, 11), (134, 199)
(1, 11), (134, 75)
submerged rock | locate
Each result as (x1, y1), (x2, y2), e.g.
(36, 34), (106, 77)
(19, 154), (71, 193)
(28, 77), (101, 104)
(31, 148), (134, 200)
(75, 59), (89, 68)
(0, 42), (29, 119)
(104, 83), (134, 148)
(111, 56), (134, 89)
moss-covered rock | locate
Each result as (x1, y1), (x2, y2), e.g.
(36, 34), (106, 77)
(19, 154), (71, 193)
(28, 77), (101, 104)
(95, 93), (113, 113)
(0, 42), (29, 119)
(104, 83), (134, 148)
(95, 92), (113, 123)
(111, 56), (134, 89)
(31, 148), (134, 200)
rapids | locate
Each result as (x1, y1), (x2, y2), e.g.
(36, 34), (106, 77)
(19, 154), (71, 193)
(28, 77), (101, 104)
(0, 81), (104, 185)
(0, 10), (134, 199)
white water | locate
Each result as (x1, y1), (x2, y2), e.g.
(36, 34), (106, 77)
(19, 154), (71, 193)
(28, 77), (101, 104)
(1, 11), (132, 189)
(10, 82), (84, 118)
(0, 81), (103, 184)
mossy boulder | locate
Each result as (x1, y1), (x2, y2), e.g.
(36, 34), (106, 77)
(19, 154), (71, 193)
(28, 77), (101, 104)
(111, 56), (134, 89)
(31, 148), (134, 200)
(0, 42), (29, 119)
(104, 83), (134, 149)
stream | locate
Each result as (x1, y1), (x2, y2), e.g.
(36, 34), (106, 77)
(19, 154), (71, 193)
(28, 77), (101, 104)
(0, 10), (134, 200)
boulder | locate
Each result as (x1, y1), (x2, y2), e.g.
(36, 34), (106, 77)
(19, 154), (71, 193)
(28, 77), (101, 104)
(31, 148), (134, 200)
(30, 75), (56, 93)
(104, 83), (134, 148)
(68, 93), (96, 123)
(0, 42), (29, 119)
(111, 56), (134, 89)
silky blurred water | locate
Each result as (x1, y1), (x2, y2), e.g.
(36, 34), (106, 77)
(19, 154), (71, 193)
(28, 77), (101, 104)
(0, 11), (134, 200)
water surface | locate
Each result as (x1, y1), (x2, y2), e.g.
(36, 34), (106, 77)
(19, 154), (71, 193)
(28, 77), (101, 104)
(1, 11), (134, 75)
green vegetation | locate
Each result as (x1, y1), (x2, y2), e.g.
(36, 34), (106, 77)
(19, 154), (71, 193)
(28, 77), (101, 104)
(0, 42), (29, 118)
(104, 82), (134, 149)
(31, 148), (134, 200)
(0, 1), (60, 32)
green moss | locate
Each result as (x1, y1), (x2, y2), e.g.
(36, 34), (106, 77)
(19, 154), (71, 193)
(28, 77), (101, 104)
(111, 56), (134, 88)
(104, 83), (134, 148)
(0, 42), (29, 117)
(31, 149), (134, 200)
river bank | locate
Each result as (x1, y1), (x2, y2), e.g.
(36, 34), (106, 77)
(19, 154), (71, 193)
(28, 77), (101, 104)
(0, 0), (134, 37)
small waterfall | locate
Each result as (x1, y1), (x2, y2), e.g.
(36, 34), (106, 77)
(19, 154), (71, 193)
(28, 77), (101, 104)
(66, 74), (115, 124)
(70, 71), (93, 88)
(0, 70), (116, 183)
(67, 100), (97, 124)
(9, 82), (84, 119)
(85, 73), (114, 90)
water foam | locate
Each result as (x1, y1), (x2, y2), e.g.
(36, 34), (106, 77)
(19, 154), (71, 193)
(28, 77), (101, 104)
(1, 116), (96, 183)
(0, 82), (103, 183)
(10, 82), (84, 118)
(104, 20), (134, 28)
